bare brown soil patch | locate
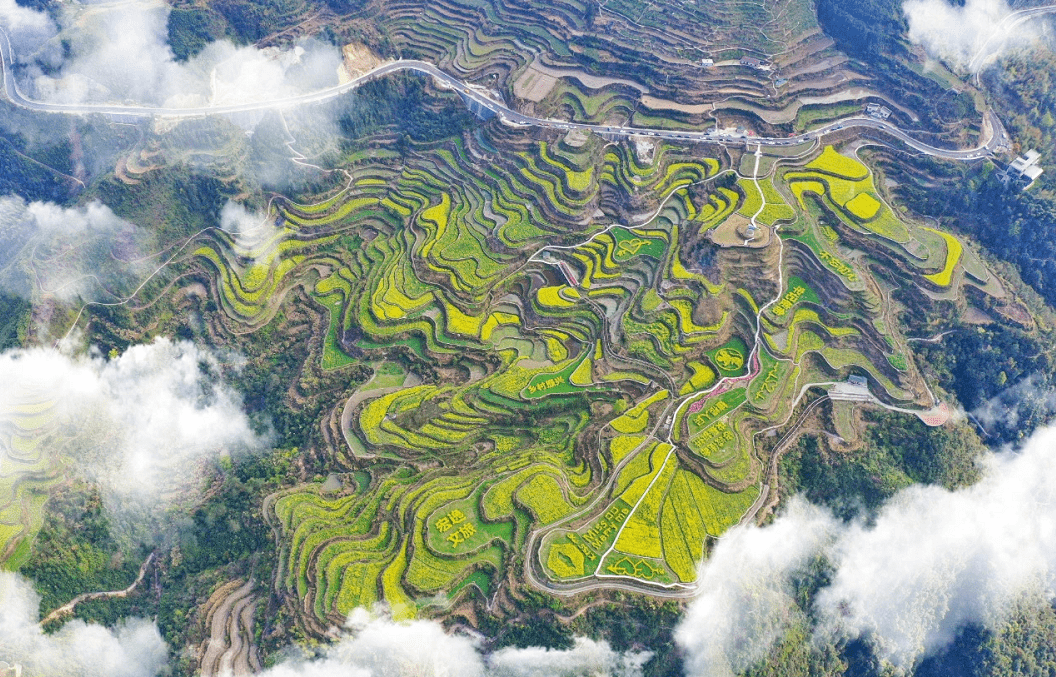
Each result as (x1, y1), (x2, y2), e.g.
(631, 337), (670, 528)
(339, 43), (386, 82)
(709, 214), (771, 249)
(514, 66), (558, 102)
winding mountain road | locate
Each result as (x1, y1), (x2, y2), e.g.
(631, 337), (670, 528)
(969, 3), (1056, 73)
(0, 26), (1007, 161)
(39, 553), (155, 626)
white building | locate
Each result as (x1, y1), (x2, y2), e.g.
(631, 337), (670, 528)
(1004, 149), (1044, 190)
(865, 103), (891, 119)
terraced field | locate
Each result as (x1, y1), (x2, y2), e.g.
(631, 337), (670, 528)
(308, 0), (897, 148)
(198, 580), (262, 677)
(0, 397), (63, 569)
(191, 127), (993, 620)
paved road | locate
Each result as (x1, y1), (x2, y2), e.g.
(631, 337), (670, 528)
(0, 26), (1005, 161)
(969, 3), (1056, 73)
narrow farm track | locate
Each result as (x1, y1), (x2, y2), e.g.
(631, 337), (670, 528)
(754, 393), (832, 522)
(199, 580), (262, 677)
(543, 143), (792, 595)
(522, 395), (696, 599)
(39, 553), (155, 626)
(524, 140), (940, 593)
(524, 387), (835, 599)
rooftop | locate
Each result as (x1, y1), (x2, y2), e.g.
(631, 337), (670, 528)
(1004, 149), (1044, 190)
(1011, 149), (1042, 173)
(1023, 165), (1044, 181)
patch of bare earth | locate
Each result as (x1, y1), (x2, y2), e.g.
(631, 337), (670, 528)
(709, 215), (771, 248)
(339, 43), (387, 82)
(513, 66), (558, 103)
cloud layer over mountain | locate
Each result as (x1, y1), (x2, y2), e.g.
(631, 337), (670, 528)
(0, 589), (649, 677)
(0, 338), (265, 520)
(0, 0), (342, 108)
(903, 0), (1050, 71)
(0, 195), (154, 303)
(676, 500), (838, 677)
(677, 424), (1056, 674)
(0, 573), (167, 677)
(254, 610), (651, 677)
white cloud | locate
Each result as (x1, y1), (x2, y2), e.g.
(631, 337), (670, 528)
(220, 199), (284, 253)
(488, 637), (652, 677)
(0, 582), (649, 677)
(973, 373), (1056, 434)
(255, 615), (484, 677)
(22, 199), (121, 236)
(0, 195), (149, 302)
(255, 611), (650, 677)
(0, 572), (168, 677)
(814, 425), (1056, 667)
(677, 424), (1056, 672)
(220, 200), (265, 232)
(3, 0), (342, 108)
(37, 0), (194, 106)
(307, 615), (484, 677)
(675, 499), (838, 677)
(903, 0), (1047, 71)
(0, 0), (52, 36)
(0, 338), (265, 518)
(1, 0), (346, 186)
(0, 0), (57, 59)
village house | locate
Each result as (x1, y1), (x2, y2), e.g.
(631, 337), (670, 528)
(1001, 149), (1044, 190)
